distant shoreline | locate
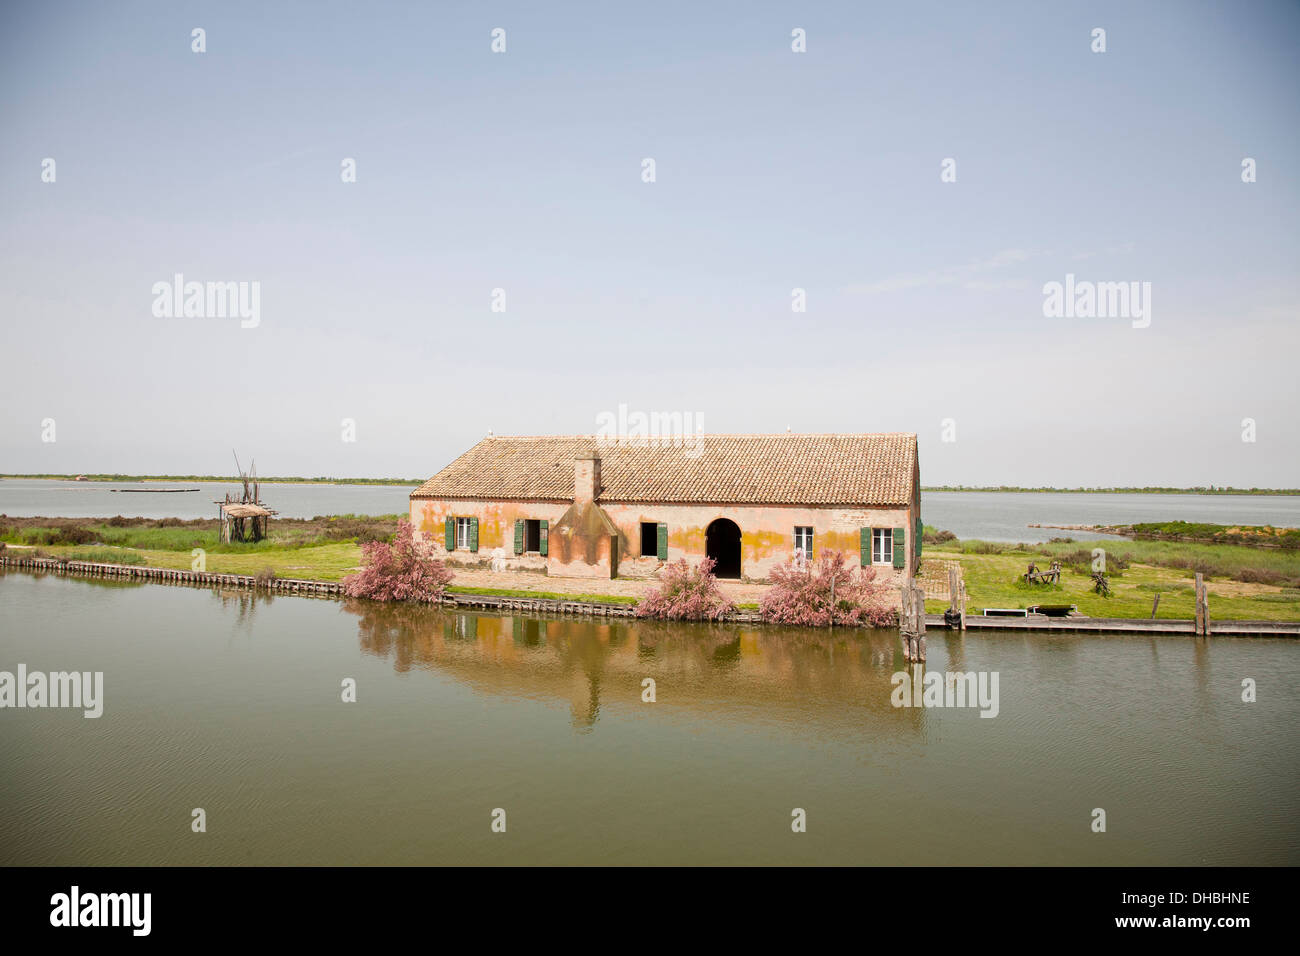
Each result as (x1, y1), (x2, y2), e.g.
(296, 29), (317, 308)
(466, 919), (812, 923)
(922, 487), (1300, 496)
(0, 475), (423, 486)
(3, 476), (1297, 495)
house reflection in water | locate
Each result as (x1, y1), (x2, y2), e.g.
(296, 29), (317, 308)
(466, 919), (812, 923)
(348, 600), (947, 736)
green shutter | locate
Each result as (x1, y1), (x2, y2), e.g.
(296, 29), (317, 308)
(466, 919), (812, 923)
(860, 528), (870, 567)
(539, 520), (548, 556)
(656, 522), (668, 560)
(445, 517), (455, 551)
(892, 527), (905, 569)
(514, 519), (524, 554)
(915, 515), (922, 559)
(469, 517), (479, 552)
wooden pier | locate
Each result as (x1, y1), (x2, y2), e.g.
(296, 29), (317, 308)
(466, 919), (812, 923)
(926, 613), (1298, 637)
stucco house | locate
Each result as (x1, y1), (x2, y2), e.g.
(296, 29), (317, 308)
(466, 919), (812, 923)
(410, 433), (921, 582)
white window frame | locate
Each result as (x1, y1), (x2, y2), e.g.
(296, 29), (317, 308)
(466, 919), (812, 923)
(456, 517), (473, 550)
(793, 526), (814, 560)
(872, 527), (892, 565)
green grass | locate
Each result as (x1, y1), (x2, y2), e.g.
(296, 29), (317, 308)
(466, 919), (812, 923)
(0, 516), (403, 553)
(924, 545), (1300, 621)
(446, 585), (640, 606)
(1124, 521), (1300, 549)
(942, 536), (1300, 587)
(41, 543), (368, 581)
(62, 548), (147, 565)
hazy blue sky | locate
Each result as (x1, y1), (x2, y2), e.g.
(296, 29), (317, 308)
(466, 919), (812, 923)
(2, 1), (1297, 485)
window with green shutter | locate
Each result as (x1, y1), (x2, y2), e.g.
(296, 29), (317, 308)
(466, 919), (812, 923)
(445, 516), (455, 551)
(860, 528), (870, 567)
(540, 519), (548, 556)
(513, 519), (525, 554)
(915, 515), (922, 559)
(871, 527), (890, 564)
(657, 522), (668, 560)
(892, 527), (906, 569)
(469, 517), (479, 553)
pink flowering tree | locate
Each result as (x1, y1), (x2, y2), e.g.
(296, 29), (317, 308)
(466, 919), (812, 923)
(759, 550), (897, 627)
(636, 557), (735, 622)
(342, 519), (454, 602)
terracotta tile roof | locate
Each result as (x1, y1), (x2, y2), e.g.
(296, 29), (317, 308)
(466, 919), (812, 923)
(412, 434), (917, 506)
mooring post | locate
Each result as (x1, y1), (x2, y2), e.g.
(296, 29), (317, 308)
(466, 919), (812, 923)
(1199, 575), (1210, 636)
(1195, 573), (1207, 636)
(900, 581), (915, 661)
(1150, 592), (1161, 619)
(914, 587), (927, 662)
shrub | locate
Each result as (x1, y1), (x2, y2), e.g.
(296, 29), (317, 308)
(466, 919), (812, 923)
(342, 520), (453, 602)
(636, 557), (735, 621)
(255, 566), (277, 589)
(1058, 547), (1128, 576)
(759, 551), (897, 628)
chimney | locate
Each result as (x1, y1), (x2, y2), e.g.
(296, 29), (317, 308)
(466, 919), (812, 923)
(574, 451), (600, 503)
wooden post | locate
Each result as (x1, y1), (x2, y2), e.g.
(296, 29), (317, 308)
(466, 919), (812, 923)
(829, 572), (836, 631)
(1194, 573), (1207, 636)
(1199, 576), (1210, 636)
(948, 566), (959, 623)
(1150, 593), (1161, 619)
(900, 581), (915, 661)
(914, 587), (927, 662)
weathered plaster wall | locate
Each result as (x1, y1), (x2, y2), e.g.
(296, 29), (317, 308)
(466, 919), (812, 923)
(412, 496), (917, 582)
(548, 499), (619, 579)
(410, 497), (570, 571)
(597, 501), (915, 582)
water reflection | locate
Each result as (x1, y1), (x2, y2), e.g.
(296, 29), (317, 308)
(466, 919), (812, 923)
(346, 600), (926, 736)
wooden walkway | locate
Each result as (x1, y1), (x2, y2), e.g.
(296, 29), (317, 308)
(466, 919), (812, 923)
(1, 556), (1292, 635)
(927, 613), (1299, 637)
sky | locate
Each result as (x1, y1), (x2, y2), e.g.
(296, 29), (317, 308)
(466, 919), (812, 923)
(1, 0), (1297, 486)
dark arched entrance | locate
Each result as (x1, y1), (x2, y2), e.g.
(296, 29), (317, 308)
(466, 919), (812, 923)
(705, 518), (742, 579)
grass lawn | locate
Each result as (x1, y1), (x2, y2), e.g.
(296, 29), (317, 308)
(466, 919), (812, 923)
(447, 586), (640, 606)
(17, 542), (365, 581)
(924, 547), (1300, 621)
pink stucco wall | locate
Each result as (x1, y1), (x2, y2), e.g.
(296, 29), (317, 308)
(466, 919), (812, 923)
(411, 495), (918, 582)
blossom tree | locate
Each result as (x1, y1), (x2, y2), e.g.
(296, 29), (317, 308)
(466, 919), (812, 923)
(635, 557), (735, 621)
(342, 519), (454, 602)
(759, 550), (896, 627)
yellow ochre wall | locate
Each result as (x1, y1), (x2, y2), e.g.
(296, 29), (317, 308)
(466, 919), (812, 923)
(411, 496), (917, 582)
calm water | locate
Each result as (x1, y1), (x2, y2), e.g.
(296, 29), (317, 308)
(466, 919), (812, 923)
(3, 480), (1299, 542)
(923, 491), (1300, 542)
(1, 571), (1296, 865)
(0, 479), (413, 520)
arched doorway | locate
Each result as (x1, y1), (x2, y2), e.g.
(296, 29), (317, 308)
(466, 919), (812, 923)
(705, 518), (742, 579)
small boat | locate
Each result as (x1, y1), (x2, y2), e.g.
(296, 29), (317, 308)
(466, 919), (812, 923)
(1027, 604), (1078, 617)
(111, 487), (202, 493)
